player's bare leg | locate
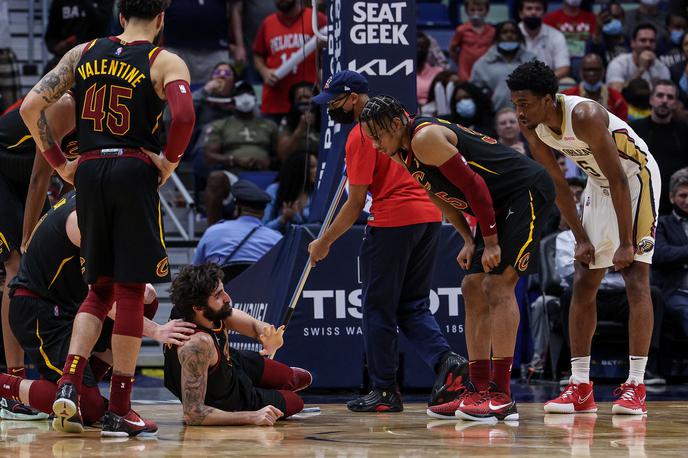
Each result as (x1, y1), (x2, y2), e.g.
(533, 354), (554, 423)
(612, 261), (653, 415)
(67, 313), (105, 357)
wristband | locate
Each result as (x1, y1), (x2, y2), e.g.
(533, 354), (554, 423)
(42, 143), (67, 169)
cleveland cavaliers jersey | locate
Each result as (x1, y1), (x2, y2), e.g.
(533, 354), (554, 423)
(0, 102), (34, 156)
(10, 192), (87, 316)
(73, 37), (165, 153)
(535, 94), (657, 187)
(164, 322), (240, 412)
(401, 116), (547, 214)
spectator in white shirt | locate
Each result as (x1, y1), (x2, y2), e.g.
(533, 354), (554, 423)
(518, 0), (571, 79)
(607, 23), (671, 91)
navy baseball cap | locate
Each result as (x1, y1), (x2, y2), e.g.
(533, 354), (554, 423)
(313, 70), (369, 105)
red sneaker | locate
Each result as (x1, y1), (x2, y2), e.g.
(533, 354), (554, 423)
(612, 383), (647, 415)
(456, 388), (518, 422)
(427, 384), (482, 419)
(544, 381), (597, 414)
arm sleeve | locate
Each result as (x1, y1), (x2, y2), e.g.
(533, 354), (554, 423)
(437, 153), (497, 236)
(164, 80), (196, 162)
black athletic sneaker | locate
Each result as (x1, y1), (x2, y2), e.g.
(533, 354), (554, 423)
(52, 383), (83, 434)
(429, 351), (469, 406)
(101, 410), (158, 437)
(0, 397), (49, 420)
(347, 388), (403, 413)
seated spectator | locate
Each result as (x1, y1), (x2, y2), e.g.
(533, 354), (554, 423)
(449, 0), (495, 81)
(417, 32), (445, 105)
(630, 80), (688, 214)
(163, 0), (233, 85)
(193, 180), (283, 266)
(277, 82), (321, 161)
(586, 2), (630, 66)
(562, 53), (629, 120)
(544, 0), (597, 60)
(607, 23), (671, 92)
(471, 20), (536, 111)
(448, 81), (494, 135)
(657, 14), (687, 68)
(669, 31), (688, 117)
(253, 0), (326, 121)
(555, 224), (666, 383)
(653, 167), (688, 338)
(44, 0), (113, 69)
(203, 81), (279, 225)
(420, 71), (460, 117)
(623, 77), (653, 120)
(625, 0), (668, 43)
(194, 63), (236, 128)
(518, 0), (571, 79)
(263, 151), (317, 233)
(495, 107), (529, 155)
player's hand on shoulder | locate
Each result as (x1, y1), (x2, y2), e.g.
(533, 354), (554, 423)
(155, 319), (196, 346)
(251, 405), (283, 426)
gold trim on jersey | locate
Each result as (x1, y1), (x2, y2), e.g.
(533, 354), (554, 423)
(36, 321), (63, 376)
(467, 161), (499, 175)
(0, 231), (8, 252)
(157, 200), (166, 249)
(6, 134), (32, 149)
(611, 129), (649, 169)
(516, 191), (536, 263)
(148, 47), (160, 60)
(48, 256), (75, 289)
(633, 167), (657, 248)
(151, 111), (163, 134)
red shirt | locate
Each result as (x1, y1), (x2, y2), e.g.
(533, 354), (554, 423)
(449, 23), (495, 82)
(543, 9), (596, 58)
(345, 126), (441, 227)
(253, 7), (326, 115)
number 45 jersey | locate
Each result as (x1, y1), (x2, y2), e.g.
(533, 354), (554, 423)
(534, 94), (659, 189)
(74, 37), (165, 154)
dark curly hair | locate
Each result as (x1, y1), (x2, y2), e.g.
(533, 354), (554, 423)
(506, 60), (558, 98)
(169, 263), (224, 322)
(118, 0), (170, 20)
(359, 95), (409, 140)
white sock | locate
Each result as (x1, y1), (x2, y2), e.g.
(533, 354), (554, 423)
(627, 355), (647, 385)
(570, 356), (590, 384)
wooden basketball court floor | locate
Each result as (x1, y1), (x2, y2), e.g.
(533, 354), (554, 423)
(1, 400), (686, 457)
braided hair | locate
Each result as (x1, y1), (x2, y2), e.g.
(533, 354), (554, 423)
(359, 95), (409, 141)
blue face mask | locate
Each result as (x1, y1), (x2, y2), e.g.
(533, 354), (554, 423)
(671, 30), (685, 45)
(456, 99), (477, 118)
(602, 19), (623, 36)
(498, 41), (520, 53)
(583, 80), (603, 92)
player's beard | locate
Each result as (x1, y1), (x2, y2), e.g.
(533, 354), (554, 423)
(203, 301), (233, 323)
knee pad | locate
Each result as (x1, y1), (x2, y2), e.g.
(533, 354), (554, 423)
(112, 283), (145, 338)
(78, 277), (115, 322)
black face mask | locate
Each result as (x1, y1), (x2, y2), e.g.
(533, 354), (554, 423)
(276, 0), (296, 13)
(328, 95), (355, 124)
(523, 16), (542, 30)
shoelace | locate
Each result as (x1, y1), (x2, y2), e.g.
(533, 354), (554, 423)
(614, 384), (636, 401)
(560, 384), (576, 400)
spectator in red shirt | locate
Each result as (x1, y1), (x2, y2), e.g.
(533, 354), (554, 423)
(562, 53), (629, 120)
(252, 0), (326, 121)
(308, 71), (467, 413)
(544, 0), (597, 59)
(449, 0), (495, 81)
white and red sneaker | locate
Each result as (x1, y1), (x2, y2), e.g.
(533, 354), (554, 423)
(455, 388), (518, 422)
(544, 381), (597, 414)
(612, 382), (647, 415)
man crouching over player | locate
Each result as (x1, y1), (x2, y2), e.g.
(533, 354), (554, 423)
(164, 264), (311, 426)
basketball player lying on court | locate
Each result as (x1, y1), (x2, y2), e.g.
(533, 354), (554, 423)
(359, 95), (555, 422)
(0, 192), (196, 429)
(164, 263), (311, 426)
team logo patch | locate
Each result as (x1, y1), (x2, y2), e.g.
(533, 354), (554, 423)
(156, 257), (169, 277)
(80, 257), (86, 274)
(115, 47), (123, 56)
(637, 237), (655, 255)
(517, 253), (531, 271)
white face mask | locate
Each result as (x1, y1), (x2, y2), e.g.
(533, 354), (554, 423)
(234, 93), (256, 113)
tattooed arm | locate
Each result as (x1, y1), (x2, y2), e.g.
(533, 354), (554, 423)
(19, 44), (85, 183)
(178, 333), (283, 426)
